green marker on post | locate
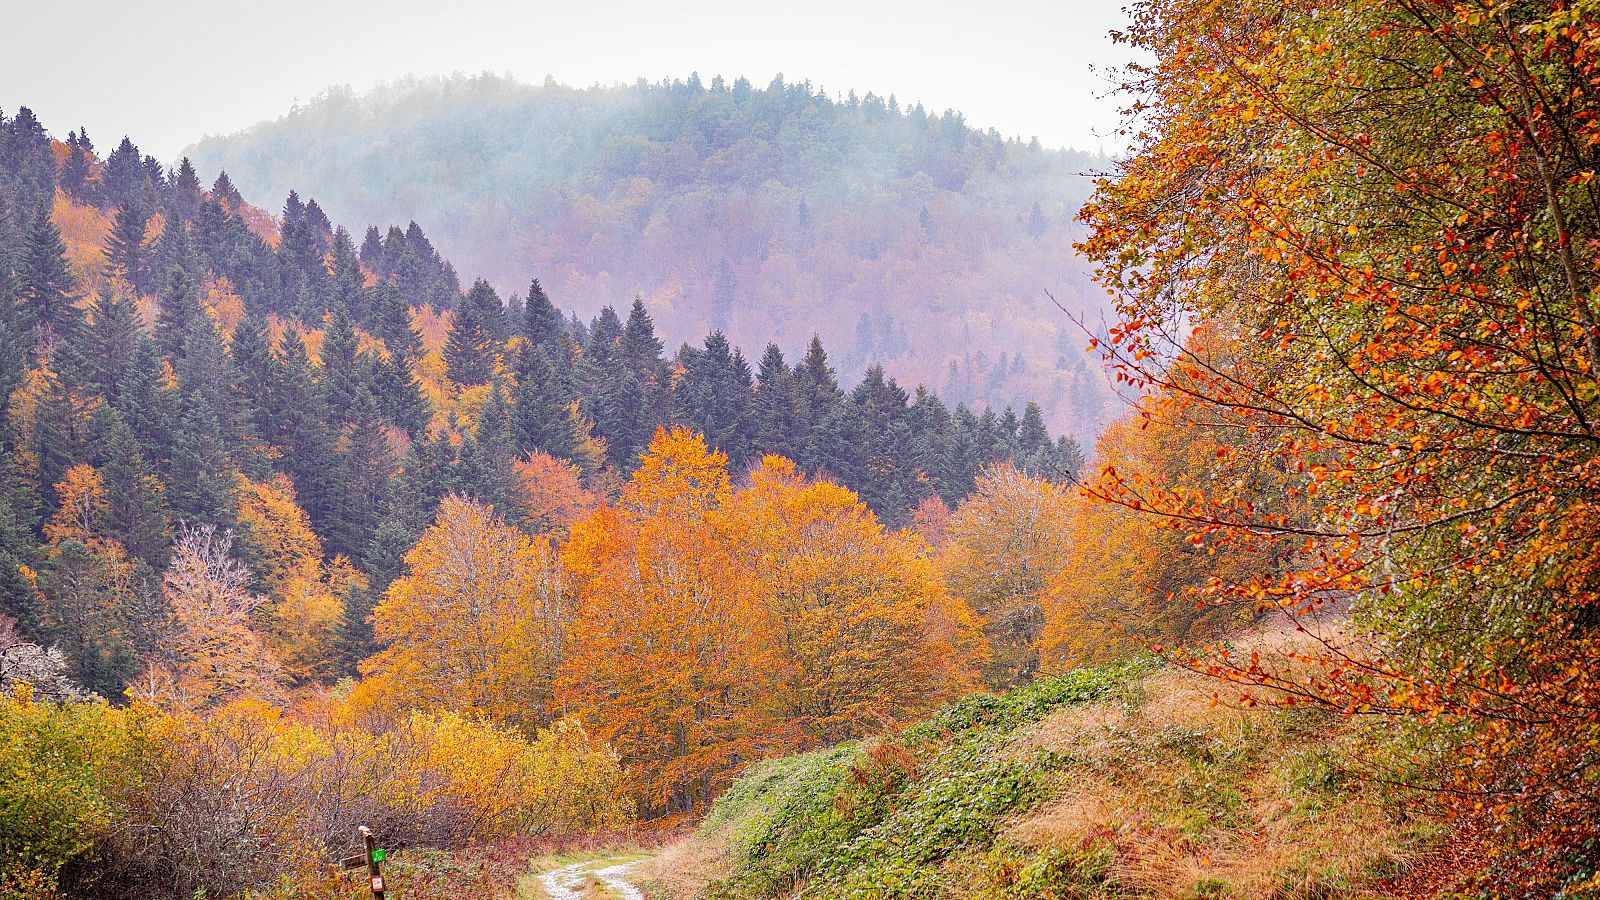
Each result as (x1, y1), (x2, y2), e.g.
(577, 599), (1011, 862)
(372, 848), (386, 863)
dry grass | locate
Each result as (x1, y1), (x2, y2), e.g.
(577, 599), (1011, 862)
(996, 622), (1423, 899)
(633, 827), (735, 899)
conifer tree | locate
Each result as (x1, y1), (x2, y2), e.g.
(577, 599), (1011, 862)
(0, 450), (39, 631)
(67, 288), (140, 400)
(359, 225), (384, 271)
(0, 193), (21, 322)
(457, 377), (517, 512)
(320, 302), (363, 422)
(100, 136), (147, 209)
(908, 387), (955, 500)
(265, 334), (338, 530)
(105, 199), (152, 294)
(444, 298), (494, 385)
(620, 295), (670, 430)
(1017, 401), (1049, 455)
(17, 200), (79, 347)
(375, 352), (430, 436)
(326, 388), (393, 559)
(32, 374), (94, 518)
(676, 332), (756, 472)
(227, 315), (273, 409)
(513, 347), (582, 460)
(113, 337), (176, 466)
(93, 407), (171, 567)
(363, 449), (435, 584)
(793, 335), (843, 472)
(165, 393), (237, 528)
(156, 261), (202, 360)
(370, 278), (418, 357)
(60, 132), (94, 203)
(620, 295), (665, 379)
(328, 227), (367, 320)
(171, 157), (202, 220)
(463, 278), (508, 343)
(593, 367), (648, 469)
(753, 343), (800, 459)
(151, 213), (196, 292)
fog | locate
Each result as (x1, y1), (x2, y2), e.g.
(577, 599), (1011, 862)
(2, 0), (1134, 161)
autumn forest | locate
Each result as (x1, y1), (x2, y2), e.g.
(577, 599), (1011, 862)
(6, 0), (1600, 897)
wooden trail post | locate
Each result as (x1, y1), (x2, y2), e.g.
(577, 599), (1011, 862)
(340, 825), (386, 899)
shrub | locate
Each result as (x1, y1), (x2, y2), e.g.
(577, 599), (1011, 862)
(0, 685), (140, 897)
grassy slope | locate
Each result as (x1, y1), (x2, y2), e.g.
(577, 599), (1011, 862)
(642, 641), (1443, 899)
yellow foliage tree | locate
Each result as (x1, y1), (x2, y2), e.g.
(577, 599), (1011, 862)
(731, 456), (984, 742)
(37, 464), (144, 696)
(43, 464), (107, 546)
(233, 474), (353, 683)
(941, 464), (1075, 686)
(359, 495), (569, 726)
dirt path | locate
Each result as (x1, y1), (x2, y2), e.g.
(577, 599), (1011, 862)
(536, 857), (646, 899)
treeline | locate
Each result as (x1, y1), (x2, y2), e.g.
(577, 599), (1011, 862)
(189, 73), (1115, 436)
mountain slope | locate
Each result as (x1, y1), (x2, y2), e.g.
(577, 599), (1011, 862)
(640, 627), (1455, 899)
(188, 73), (1114, 436)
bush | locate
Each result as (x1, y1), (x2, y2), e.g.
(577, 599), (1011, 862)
(103, 701), (632, 898)
(0, 685), (140, 897)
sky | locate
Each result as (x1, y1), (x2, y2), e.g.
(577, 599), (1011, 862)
(2, 0), (1137, 163)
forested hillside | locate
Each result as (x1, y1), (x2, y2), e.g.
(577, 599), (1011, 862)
(187, 74), (1114, 435)
(0, 103), (1106, 898)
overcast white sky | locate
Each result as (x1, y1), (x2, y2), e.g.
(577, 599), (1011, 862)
(2, 0), (1136, 162)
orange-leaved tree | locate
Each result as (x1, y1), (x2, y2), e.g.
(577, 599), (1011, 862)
(558, 427), (781, 815)
(134, 524), (282, 709)
(1038, 394), (1272, 672)
(1080, 0), (1600, 881)
(509, 451), (599, 538)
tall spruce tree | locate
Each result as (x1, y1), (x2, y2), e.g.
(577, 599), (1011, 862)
(793, 335), (844, 472)
(320, 302), (363, 423)
(105, 199), (151, 295)
(676, 332), (756, 472)
(463, 278), (508, 343)
(512, 347), (582, 460)
(752, 343), (800, 459)
(93, 407), (171, 567)
(444, 298), (494, 385)
(66, 289), (140, 400)
(17, 200), (79, 347)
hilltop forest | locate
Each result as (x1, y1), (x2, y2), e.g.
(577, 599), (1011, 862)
(188, 73), (1115, 435)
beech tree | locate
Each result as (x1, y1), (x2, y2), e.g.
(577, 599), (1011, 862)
(1080, 0), (1600, 882)
(941, 464), (1073, 686)
(360, 495), (570, 726)
(137, 525), (282, 709)
(558, 428), (779, 814)
(733, 456), (984, 741)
